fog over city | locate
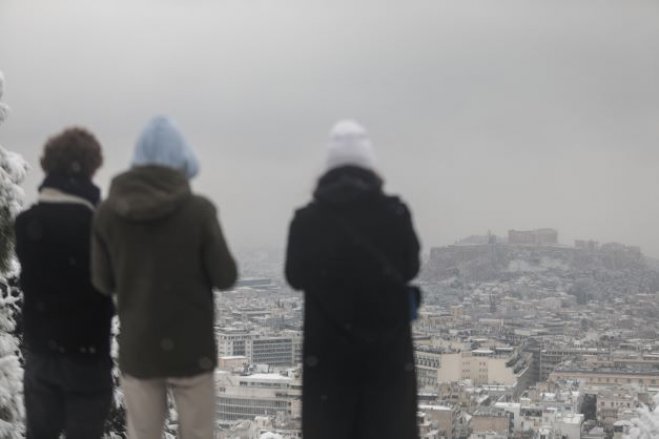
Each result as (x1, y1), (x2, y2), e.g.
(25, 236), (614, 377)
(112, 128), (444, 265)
(1, 0), (659, 256)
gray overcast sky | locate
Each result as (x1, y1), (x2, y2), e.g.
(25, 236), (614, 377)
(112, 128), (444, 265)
(2, 0), (659, 256)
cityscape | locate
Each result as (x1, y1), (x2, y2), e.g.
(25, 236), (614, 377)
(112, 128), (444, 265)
(2, 2), (658, 437)
(213, 230), (659, 439)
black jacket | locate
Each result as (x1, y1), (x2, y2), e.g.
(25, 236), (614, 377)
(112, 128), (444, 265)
(285, 166), (420, 439)
(15, 200), (114, 358)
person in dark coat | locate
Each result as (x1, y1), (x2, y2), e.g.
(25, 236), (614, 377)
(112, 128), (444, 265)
(285, 120), (421, 439)
(14, 128), (114, 438)
(92, 116), (237, 439)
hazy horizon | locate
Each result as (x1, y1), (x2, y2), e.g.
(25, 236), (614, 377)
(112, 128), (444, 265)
(2, 0), (659, 257)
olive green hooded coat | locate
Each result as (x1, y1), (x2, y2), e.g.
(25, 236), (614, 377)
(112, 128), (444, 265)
(92, 165), (237, 378)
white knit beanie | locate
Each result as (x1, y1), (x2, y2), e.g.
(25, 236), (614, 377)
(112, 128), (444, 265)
(325, 119), (376, 172)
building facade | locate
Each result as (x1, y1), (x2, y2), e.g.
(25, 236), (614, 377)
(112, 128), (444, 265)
(217, 328), (302, 367)
(216, 373), (302, 425)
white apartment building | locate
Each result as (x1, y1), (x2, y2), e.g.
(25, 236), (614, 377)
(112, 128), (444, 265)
(217, 327), (252, 357)
(436, 348), (531, 395)
(518, 408), (582, 438)
(252, 416), (302, 439)
(415, 349), (443, 389)
(596, 388), (638, 425)
(440, 350), (515, 385)
(495, 395), (582, 438)
(218, 355), (249, 372)
(535, 409), (583, 439)
(418, 404), (457, 439)
(251, 338), (298, 367)
(216, 372), (302, 425)
(217, 328), (303, 367)
(549, 363), (659, 388)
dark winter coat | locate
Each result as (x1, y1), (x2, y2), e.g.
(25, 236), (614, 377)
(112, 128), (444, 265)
(15, 185), (113, 358)
(91, 165), (237, 378)
(285, 166), (421, 439)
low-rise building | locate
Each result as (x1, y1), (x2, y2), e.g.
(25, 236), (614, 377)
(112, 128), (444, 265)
(471, 407), (511, 435)
(549, 363), (659, 389)
(419, 404), (457, 439)
(217, 328), (302, 367)
(415, 348), (443, 389)
(218, 355), (249, 372)
(216, 372), (302, 425)
(595, 388), (639, 425)
(436, 348), (532, 396)
(539, 347), (603, 381)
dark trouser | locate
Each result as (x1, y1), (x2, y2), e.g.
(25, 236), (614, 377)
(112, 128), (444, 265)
(24, 351), (113, 439)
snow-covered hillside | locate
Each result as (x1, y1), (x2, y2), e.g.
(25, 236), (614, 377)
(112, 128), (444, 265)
(422, 237), (659, 304)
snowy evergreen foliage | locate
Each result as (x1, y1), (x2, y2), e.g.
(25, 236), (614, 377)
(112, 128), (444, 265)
(103, 319), (126, 438)
(0, 74), (27, 274)
(164, 401), (179, 438)
(0, 71), (27, 438)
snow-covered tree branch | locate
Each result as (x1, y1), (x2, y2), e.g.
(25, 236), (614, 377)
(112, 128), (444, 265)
(0, 70), (28, 438)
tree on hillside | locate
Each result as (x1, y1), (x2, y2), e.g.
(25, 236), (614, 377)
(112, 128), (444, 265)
(0, 70), (28, 438)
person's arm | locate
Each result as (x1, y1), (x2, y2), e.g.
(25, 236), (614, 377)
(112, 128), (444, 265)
(202, 204), (238, 290)
(395, 201), (421, 282)
(91, 210), (115, 296)
(285, 211), (308, 291)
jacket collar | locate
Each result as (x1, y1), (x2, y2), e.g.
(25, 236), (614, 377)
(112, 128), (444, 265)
(38, 187), (95, 211)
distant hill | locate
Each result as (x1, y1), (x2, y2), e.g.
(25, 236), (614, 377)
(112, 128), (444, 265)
(421, 239), (659, 302)
(646, 256), (659, 272)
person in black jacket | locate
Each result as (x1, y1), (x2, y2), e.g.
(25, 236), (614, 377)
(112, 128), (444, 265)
(15, 128), (114, 438)
(285, 120), (421, 439)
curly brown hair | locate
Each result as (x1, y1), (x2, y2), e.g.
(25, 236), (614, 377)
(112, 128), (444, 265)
(40, 127), (103, 178)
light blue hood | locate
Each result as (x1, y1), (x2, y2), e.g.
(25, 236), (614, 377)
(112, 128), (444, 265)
(131, 116), (199, 179)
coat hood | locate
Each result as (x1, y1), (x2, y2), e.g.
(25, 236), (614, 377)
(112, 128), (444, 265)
(105, 165), (191, 222)
(131, 116), (199, 179)
(313, 166), (383, 208)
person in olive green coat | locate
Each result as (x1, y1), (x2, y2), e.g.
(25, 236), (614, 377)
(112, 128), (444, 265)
(92, 116), (237, 439)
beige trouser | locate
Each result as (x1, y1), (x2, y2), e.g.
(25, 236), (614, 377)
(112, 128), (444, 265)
(121, 372), (215, 439)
